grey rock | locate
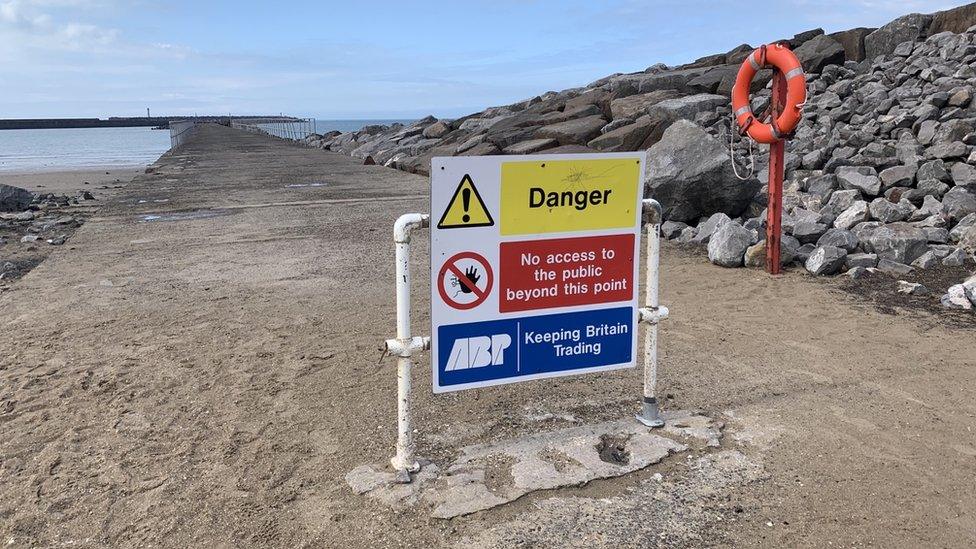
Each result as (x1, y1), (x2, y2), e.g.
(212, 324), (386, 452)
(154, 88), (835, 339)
(792, 221), (829, 244)
(692, 212), (732, 244)
(834, 200), (870, 230)
(951, 162), (976, 186)
(609, 90), (683, 120)
(846, 252), (878, 269)
(534, 115), (607, 145)
(948, 88), (972, 109)
(911, 251), (941, 269)
(942, 247), (969, 266)
(651, 93), (727, 121)
(829, 27), (873, 62)
(661, 220), (689, 240)
(876, 259), (914, 276)
(422, 121), (451, 139)
(707, 222), (755, 267)
(836, 166), (881, 196)
(878, 164), (916, 189)
(502, 138), (558, 154)
(922, 227), (949, 244)
(926, 141), (967, 160)
(796, 243), (817, 263)
(806, 174), (838, 200)
(817, 228), (859, 252)
(864, 13), (932, 59)
(949, 213), (976, 242)
(909, 195), (943, 221)
(916, 179), (950, 200)
(645, 120), (760, 222)
(0, 184), (33, 212)
(676, 226), (699, 243)
(963, 275), (976, 305)
(941, 284), (973, 310)
(868, 197), (913, 223)
(826, 189), (861, 211)
(805, 245), (847, 275)
(601, 119), (633, 134)
(917, 159), (951, 182)
(743, 240), (766, 268)
(587, 118), (653, 152)
(793, 34), (846, 73)
(943, 186), (976, 222)
(960, 224), (976, 252)
(864, 222), (929, 264)
(896, 281), (929, 295)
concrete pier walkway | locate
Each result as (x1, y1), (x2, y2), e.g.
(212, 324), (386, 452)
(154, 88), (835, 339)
(1, 124), (974, 548)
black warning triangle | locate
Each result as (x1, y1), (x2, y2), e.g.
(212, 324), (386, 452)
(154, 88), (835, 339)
(437, 174), (494, 229)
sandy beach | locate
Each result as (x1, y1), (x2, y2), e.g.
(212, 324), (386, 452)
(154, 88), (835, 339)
(1, 167), (142, 196)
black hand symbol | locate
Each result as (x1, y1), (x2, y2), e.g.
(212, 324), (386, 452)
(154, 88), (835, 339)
(460, 266), (480, 293)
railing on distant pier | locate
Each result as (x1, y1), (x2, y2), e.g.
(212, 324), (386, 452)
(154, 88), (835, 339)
(169, 120), (199, 149)
(231, 118), (316, 142)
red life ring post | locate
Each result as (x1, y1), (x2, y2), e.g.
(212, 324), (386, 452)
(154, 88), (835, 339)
(730, 43), (806, 275)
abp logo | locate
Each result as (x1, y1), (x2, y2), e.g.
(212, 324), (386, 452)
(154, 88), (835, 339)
(444, 334), (511, 371)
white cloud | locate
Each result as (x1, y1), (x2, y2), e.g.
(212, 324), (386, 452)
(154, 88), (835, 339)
(0, 0), (120, 51)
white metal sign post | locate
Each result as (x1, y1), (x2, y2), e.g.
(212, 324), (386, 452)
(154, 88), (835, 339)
(430, 153), (645, 392)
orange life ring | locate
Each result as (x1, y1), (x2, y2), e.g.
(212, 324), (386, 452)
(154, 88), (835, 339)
(731, 43), (806, 144)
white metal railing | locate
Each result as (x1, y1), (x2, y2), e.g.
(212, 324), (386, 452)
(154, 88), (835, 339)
(230, 118), (316, 143)
(168, 120), (199, 149)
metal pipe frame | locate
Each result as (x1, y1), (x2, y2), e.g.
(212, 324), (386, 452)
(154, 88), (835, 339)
(384, 213), (430, 479)
(636, 199), (670, 428)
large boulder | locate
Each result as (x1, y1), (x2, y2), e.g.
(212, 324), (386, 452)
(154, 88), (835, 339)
(422, 120), (451, 139)
(686, 65), (738, 94)
(864, 13), (933, 59)
(708, 222), (755, 267)
(793, 34), (845, 73)
(828, 28), (874, 62)
(650, 94), (727, 121)
(929, 3), (976, 34)
(587, 116), (655, 152)
(864, 222), (929, 264)
(502, 138), (558, 155)
(0, 184), (33, 212)
(645, 120), (760, 223)
(609, 90), (683, 120)
(534, 115), (606, 145)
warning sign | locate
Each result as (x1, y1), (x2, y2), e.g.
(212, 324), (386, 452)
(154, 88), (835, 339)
(437, 174), (494, 229)
(438, 252), (493, 310)
(430, 152), (645, 393)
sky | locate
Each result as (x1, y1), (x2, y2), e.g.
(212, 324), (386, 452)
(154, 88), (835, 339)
(0, 0), (968, 120)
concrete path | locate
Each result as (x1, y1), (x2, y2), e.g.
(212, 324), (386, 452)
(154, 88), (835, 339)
(1, 124), (974, 548)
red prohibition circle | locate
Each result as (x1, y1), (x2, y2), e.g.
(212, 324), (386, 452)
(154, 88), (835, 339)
(438, 251), (493, 310)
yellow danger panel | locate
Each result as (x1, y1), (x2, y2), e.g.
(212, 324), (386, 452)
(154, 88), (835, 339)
(500, 158), (641, 235)
(437, 174), (494, 229)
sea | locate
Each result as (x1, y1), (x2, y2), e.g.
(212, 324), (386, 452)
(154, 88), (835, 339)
(0, 119), (411, 173)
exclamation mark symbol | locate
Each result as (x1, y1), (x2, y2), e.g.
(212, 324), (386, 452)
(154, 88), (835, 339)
(461, 188), (471, 223)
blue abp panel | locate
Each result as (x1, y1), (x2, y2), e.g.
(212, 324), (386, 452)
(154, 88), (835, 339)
(436, 306), (634, 390)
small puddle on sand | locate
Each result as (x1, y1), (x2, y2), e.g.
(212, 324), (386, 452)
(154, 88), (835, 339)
(138, 209), (233, 223)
